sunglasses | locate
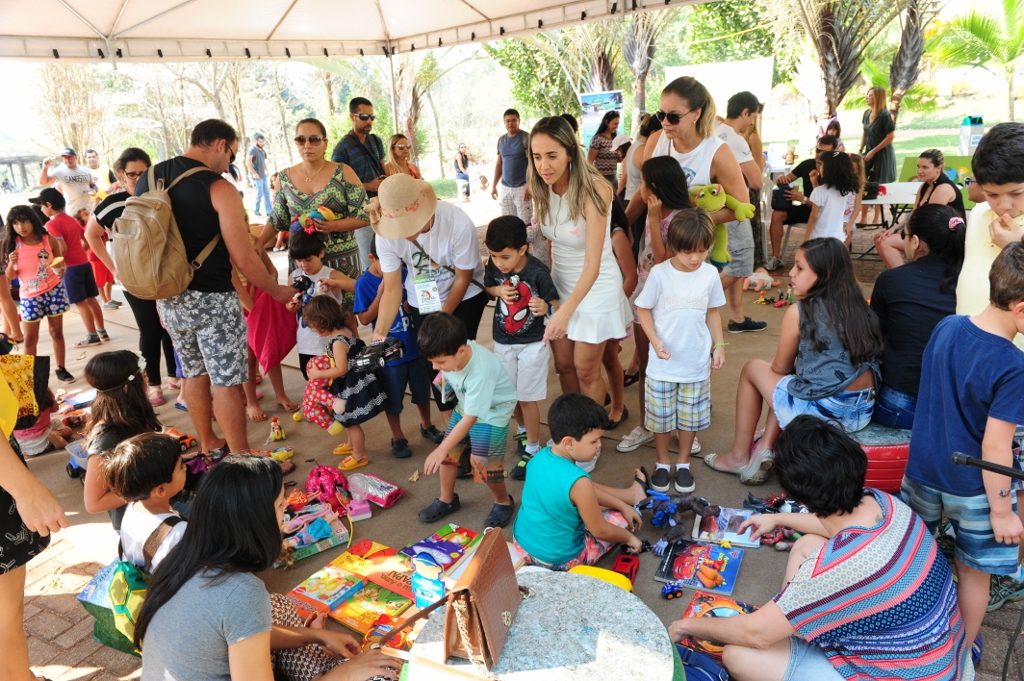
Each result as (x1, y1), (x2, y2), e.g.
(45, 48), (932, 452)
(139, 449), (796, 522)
(655, 110), (691, 125)
(393, 144), (411, 150)
(294, 135), (325, 146)
(124, 171), (146, 179)
(354, 113), (376, 121)
(228, 147), (237, 164)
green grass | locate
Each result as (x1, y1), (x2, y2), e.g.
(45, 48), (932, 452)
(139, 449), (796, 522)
(895, 113), (969, 131)
(430, 179), (457, 200)
(892, 133), (960, 172)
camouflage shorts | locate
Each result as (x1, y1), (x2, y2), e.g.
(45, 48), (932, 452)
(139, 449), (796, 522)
(157, 289), (248, 387)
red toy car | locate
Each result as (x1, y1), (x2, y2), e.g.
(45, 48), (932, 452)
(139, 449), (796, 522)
(164, 427), (198, 452)
(610, 553), (640, 585)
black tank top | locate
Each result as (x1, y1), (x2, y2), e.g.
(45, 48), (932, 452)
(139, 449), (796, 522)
(915, 172), (966, 219)
(136, 157), (233, 292)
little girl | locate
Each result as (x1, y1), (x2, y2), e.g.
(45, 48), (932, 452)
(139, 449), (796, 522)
(706, 238), (883, 485)
(82, 350), (165, 530)
(618, 157), (692, 455)
(301, 296), (385, 471)
(804, 151), (860, 243)
(2, 205), (72, 382)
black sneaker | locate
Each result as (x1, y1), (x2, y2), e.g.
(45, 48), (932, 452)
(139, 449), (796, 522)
(674, 467), (695, 493)
(418, 494), (461, 523)
(420, 424), (444, 444)
(728, 317), (768, 334)
(651, 467), (671, 493)
(484, 496), (516, 528)
(55, 366), (75, 383)
(390, 438), (412, 459)
(514, 431), (528, 456)
(510, 453), (532, 481)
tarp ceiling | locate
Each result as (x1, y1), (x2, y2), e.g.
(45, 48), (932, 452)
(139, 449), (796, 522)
(0, 0), (682, 61)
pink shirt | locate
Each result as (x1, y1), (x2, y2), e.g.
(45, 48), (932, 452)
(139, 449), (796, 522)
(14, 235), (60, 298)
(45, 212), (88, 266)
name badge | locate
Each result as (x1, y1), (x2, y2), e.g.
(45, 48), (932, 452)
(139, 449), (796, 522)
(414, 271), (442, 313)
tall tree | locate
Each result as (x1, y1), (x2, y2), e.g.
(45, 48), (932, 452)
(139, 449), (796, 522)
(484, 40), (578, 116)
(38, 64), (105, 153)
(931, 0), (1024, 121)
(623, 11), (666, 123)
(888, 0), (942, 120)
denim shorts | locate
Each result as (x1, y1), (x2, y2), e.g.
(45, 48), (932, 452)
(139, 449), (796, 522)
(720, 219), (755, 278)
(782, 638), (844, 681)
(773, 375), (875, 432)
(871, 385), (916, 430)
(381, 358), (431, 414)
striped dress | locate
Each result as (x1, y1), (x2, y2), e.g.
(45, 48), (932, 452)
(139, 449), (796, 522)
(774, 490), (973, 681)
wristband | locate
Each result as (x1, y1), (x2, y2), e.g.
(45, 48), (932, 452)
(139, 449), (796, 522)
(712, 341), (728, 349)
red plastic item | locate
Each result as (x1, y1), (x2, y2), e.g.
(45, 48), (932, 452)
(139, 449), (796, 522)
(610, 553), (640, 584)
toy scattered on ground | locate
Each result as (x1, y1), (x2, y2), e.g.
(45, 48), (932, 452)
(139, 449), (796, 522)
(610, 553), (641, 585)
(350, 337), (403, 373)
(164, 427), (198, 451)
(267, 416), (287, 443)
(292, 411), (303, 422)
(742, 268), (777, 292)
(661, 582), (686, 599)
(742, 492), (808, 515)
(300, 354), (345, 435)
(639, 492), (719, 530)
(689, 184), (756, 267)
(348, 473), (404, 508)
(270, 447), (294, 462)
(305, 465), (351, 515)
(290, 205), (337, 235)
(655, 539), (746, 595)
(773, 285), (794, 308)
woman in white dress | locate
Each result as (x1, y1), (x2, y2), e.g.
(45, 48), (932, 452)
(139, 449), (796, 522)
(530, 116), (631, 408)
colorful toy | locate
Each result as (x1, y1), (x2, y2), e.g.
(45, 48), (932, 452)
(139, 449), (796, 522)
(661, 582), (685, 600)
(348, 473), (404, 508)
(164, 428), (198, 451)
(772, 285), (794, 308)
(267, 416), (286, 443)
(755, 290), (767, 305)
(639, 492), (719, 530)
(689, 184), (756, 267)
(610, 553), (640, 585)
(300, 354), (345, 434)
(292, 411), (304, 423)
(270, 447), (294, 462)
(304, 465), (350, 515)
(289, 205), (338, 235)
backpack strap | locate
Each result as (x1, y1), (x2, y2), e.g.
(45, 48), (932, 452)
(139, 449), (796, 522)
(165, 165), (213, 191)
(141, 516), (183, 572)
(149, 164), (224, 270)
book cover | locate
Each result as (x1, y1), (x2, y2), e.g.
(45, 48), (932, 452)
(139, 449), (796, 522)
(288, 565), (363, 613)
(677, 591), (757, 660)
(330, 582), (412, 634)
(443, 540), (527, 588)
(692, 507), (761, 548)
(654, 540), (745, 595)
(400, 523), (479, 569)
(329, 542), (414, 599)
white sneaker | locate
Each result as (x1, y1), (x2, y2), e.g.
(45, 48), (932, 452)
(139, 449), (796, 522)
(764, 256), (783, 271)
(691, 436), (702, 456)
(617, 426), (654, 452)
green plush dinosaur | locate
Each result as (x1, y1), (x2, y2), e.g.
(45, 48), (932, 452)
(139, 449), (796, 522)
(689, 184), (756, 268)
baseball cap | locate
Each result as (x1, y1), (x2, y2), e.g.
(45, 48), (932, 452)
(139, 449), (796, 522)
(611, 134), (632, 152)
(253, 132), (265, 140)
(60, 147), (77, 157)
(28, 187), (66, 209)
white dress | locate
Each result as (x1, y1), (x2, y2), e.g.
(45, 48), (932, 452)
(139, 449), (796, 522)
(541, 189), (631, 343)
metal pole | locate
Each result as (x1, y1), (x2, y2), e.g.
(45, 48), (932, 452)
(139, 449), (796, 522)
(387, 45), (400, 136)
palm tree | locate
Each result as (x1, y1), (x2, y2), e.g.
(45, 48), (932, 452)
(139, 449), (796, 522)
(932, 0), (1024, 121)
(889, 0), (942, 121)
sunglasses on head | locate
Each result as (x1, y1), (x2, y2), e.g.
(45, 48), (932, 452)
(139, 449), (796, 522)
(393, 144), (410, 150)
(655, 110), (690, 125)
(294, 135), (325, 145)
(354, 113), (376, 121)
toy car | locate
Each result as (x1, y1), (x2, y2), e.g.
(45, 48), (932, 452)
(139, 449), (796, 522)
(165, 427), (198, 452)
(661, 582), (685, 600)
(350, 337), (403, 372)
(610, 553), (640, 584)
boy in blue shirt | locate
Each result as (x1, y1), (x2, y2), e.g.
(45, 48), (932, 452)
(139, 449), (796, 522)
(902, 241), (1024, 649)
(483, 215), (559, 480)
(353, 240), (443, 459)
(417, 312), (517, 528)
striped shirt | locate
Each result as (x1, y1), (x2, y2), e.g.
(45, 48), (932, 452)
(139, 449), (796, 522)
(774, 490), (973, 681)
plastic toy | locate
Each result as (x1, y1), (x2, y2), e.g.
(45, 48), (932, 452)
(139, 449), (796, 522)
(743, 269), (777, 292)
(661, 582), (685, 600)
(639, 492), (719, 530)
(689, 184), (756, 267)
(164, 428), (198, 451)
(300, 354), (345, 433)
(292, 411), (304, 422)
(289, 205), (337, 235)
(350, 337), (403, 372)
(610, 553), (640, 584)
(755, 290), (767, 305)
(267, 416), (286, 443)
(305, 465), (350, 515)
(348, 498), (373, 521)
(270, 447), (294, 462)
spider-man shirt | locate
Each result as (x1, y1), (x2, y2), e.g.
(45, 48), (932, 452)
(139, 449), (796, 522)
(484, 254), (559, 345)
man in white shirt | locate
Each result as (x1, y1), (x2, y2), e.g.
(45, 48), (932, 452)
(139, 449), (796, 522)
(84, 148), (113, 195)
(38, 147), (95, 214)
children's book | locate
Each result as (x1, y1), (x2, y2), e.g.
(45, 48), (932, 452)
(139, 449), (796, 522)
(443, 539), (527, 588)
(330, 540), (414, 599)
(676, 591), (757, 660)
(400, 523), (480, 570)
(692, 507), (761, 548)
(288, 565), (363, 614)
(654, 540), (745, 595)
(330, 582), (412, 634)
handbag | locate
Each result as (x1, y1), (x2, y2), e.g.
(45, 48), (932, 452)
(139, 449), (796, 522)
(378, 528), (527, 676)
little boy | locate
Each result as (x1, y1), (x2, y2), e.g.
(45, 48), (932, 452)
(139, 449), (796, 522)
(29, 187), (108, 349)
(902, 241), (1024, 649)
(103, 432), (188, 571)
(285, 232), (352, 379)
(417, 312), (517, 528)
(635, 208), (726, 494)
(483, 215), (559, 479)
(354, 239), (443, 459)
(513, 393), (644, 570)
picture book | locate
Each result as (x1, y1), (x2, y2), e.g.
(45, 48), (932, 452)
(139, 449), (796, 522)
(288, 565), (363, 613)
(692, 507), (760, 548)
(329, 540), (414, 599)
(654, 540), (745, 595)
(330, 582), (412, 634)
(443, 538), (528, 588)
(676, 591), (757, 660)
(400, 523), (480, 570)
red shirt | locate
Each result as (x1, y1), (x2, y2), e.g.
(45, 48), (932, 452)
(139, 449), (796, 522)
(45, 212), (88, 266)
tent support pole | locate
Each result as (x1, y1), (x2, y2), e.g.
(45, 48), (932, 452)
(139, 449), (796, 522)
(387, 47), (399, 136)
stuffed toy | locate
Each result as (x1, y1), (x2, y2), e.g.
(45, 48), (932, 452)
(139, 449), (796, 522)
(301, 355), (344, 435)
(290, 205), (338, 234)
(689, 185), (756, 268)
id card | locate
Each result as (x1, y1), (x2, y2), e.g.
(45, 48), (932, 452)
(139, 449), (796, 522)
(414, 271), (442, 313)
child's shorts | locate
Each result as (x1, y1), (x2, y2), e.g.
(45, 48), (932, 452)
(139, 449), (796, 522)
(493, 341), (550, 402)
(900, 477), (1021, 575)
(63, 262), (99, 304)
(381, 358), (431, 414)
(445, 409), (508, 478)
(644, 377), (711, 433)
(19, 284), (70, 322)
(772, 375), (874, 432)
(514, 510), (628, 571)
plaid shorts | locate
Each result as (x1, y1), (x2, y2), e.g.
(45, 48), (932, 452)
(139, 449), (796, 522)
(515, 510), (628, 570)
(644, 377), (711, 433)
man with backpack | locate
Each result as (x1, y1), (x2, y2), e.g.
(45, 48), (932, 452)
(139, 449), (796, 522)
(133, 119), (294, 455)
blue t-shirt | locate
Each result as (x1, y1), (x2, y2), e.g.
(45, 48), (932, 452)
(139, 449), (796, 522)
(905, 315), (1024, 496)
(443, 341), (516, 426)
(513, 448), (589, 565)
(497, 131), (529, 188)
(352, 269), (418, 365)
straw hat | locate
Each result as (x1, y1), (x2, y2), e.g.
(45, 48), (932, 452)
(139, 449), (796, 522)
(368, 174), (438, 240)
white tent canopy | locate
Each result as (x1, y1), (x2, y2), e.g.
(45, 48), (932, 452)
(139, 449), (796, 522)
(0, 0), (682, 61)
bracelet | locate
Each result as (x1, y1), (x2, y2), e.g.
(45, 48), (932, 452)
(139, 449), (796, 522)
(712, 341), (728, 349)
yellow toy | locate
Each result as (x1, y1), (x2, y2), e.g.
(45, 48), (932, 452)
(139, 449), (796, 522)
(292, 411), (304, 423)
(689, 185), (756, 268)
(267, 416), (287, 443)
(270, 447), (294, 462)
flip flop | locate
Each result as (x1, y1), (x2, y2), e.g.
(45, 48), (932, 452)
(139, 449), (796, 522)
(175, 401), (188, 412)
(623, 371), (640, 388)
(339, 455), (369, 471)
(634, 465), (651, 490)
(702, 452), (747, 476)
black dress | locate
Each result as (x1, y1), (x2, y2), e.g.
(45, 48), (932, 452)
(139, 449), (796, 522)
(0, 437), (50, 573)
(327, 335), (387, 427)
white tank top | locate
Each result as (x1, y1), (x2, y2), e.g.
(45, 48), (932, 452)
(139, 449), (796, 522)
(623, 143), (643, 201)
(651, 133), (723, 187)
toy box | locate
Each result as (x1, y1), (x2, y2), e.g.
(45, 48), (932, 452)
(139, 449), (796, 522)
(654, 540), (745, 595)
(677, 591), (756, 660)
(289, 565), (363, 613)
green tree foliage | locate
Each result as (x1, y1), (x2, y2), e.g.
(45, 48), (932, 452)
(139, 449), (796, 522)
(484, 41), (579, 117)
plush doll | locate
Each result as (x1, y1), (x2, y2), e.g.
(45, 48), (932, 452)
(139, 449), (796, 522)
(688, 185), (756, 268)
(301, 355), (344, 435)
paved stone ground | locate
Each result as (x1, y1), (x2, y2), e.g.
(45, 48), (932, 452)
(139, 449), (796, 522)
(18, 197), (1023, 680)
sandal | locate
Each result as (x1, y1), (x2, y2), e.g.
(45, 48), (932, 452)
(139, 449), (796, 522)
(333, 442), (354, 456)
(339, 455), (369, 471)
(702, 452), (748, 476)
(740, 448), (775, 485)
(606, 406), (629, 429)
(623, 371), (640, 388)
